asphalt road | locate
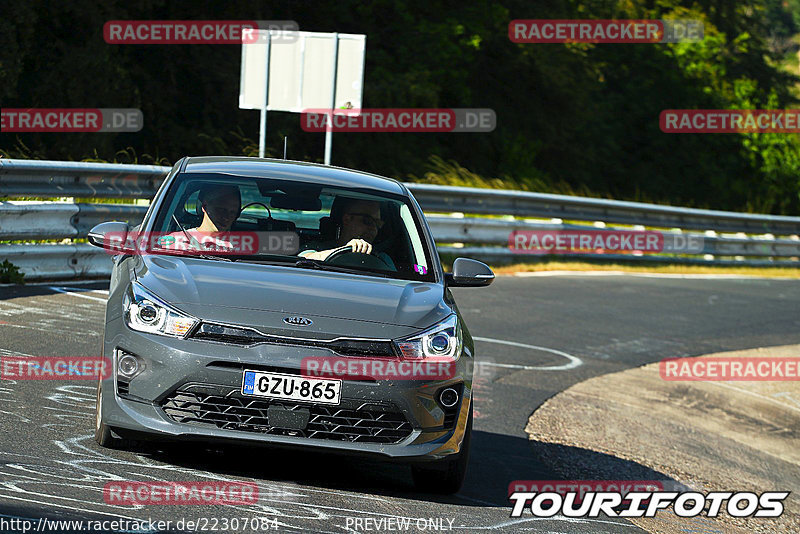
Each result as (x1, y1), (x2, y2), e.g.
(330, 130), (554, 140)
(0, 273), (799, 533)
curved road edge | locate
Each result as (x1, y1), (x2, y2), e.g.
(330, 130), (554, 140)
(523, 344), (800, 534)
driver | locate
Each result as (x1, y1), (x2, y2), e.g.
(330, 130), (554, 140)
(299, 197), (396, 269)
(165, 185), (242, 253)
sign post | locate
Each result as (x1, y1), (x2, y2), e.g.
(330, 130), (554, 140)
(258, 34), (271, 158)
(240, 31), (365, 164)
(324, 33), (339, 165)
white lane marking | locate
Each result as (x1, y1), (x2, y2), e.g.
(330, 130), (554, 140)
(32, 434), (392, 523)
(773, 391), (800, 409)
(0, 348), (38, 358)
(707, 382), (800, 415)
(513, 270), (796, 280)
(48, 286), (107, 303)
(0, 322), (101, 337)
(473, 337), (582, 371)
(0, 279), (108, 287)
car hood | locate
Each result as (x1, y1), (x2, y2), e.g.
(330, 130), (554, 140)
(133, 255), (450, 339)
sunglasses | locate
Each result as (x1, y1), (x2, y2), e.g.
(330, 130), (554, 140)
(347, 212), (384, 229)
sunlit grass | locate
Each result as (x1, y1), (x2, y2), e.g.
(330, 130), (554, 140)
(488, 260), (800, 278)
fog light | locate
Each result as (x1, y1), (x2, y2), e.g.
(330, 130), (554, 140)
(118, 354), (139, 377)
(439, 387), (459, 408)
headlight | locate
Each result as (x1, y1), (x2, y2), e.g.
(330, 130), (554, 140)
(394, 315), (462, 360)
(123, 282), (197, 338)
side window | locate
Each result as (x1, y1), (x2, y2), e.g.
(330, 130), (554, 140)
(154, 182), (194, 233)
(400, 204), (428, 273)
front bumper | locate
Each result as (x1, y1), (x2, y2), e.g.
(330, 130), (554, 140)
(100, 316), (473, 461)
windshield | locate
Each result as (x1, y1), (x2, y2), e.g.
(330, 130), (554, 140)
(146, 172), (435, 282)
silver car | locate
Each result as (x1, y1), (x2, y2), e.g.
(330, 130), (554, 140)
(89, 157), (494, 493)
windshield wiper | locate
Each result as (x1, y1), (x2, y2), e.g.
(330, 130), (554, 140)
(175, 252), (389, 276)
(294, 258), (323, 269)
(151, 248), (235, 262)
(196, 253), (234, 262)
(292, 257), (390, 277)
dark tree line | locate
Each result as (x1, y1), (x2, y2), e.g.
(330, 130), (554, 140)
(2, 0), (799, 214)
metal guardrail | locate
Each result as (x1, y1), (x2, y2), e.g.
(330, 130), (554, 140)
(408, 184), (800, 234)
(3, 159), (800, 233)
(0, 159), (168, 198)
(1, 244), (113, 280)
(1, 159), (799, 280)
(0, 201), (147, 241)
(427, 216), (800, 258)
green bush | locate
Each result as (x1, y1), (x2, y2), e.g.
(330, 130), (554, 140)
(0, 260), (25, 285)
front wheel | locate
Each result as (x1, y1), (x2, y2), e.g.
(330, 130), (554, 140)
(411, 406), (472, 494)
(94, 381), (129, 449)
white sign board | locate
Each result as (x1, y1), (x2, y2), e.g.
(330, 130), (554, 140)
(239, 31), (366, 112)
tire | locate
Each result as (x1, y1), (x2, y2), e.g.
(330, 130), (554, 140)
(411, 406), (472, 494)
(94, 380), (128, 449)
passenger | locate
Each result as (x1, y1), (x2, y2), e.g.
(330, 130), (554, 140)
(192, 185), (241, 233)
(167, 185), (242, 253)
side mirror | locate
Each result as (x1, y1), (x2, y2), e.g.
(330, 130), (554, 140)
(87, 221), (132, 252)
(445, 257), (495, 287)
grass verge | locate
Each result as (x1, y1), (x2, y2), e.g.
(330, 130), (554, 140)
(438, 253), (800, 278)
(487, 260), (800, 278)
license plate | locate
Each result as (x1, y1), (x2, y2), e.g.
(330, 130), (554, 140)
(241, 370), (341, 405)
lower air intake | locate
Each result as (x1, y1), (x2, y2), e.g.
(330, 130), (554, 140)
(160, 384), (413, 444)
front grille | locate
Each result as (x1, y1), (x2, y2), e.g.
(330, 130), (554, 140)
(160, 384), (413, 444)
(191, 323), (397, 357)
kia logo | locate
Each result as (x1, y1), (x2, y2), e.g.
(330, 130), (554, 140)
(284, 316), (312, 327)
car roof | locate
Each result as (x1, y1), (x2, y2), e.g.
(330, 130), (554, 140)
(183, 156), (406, 195)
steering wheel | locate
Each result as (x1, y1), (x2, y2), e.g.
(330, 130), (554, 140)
(325, 246), (393, 270)
(240, 202), (271, 218)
